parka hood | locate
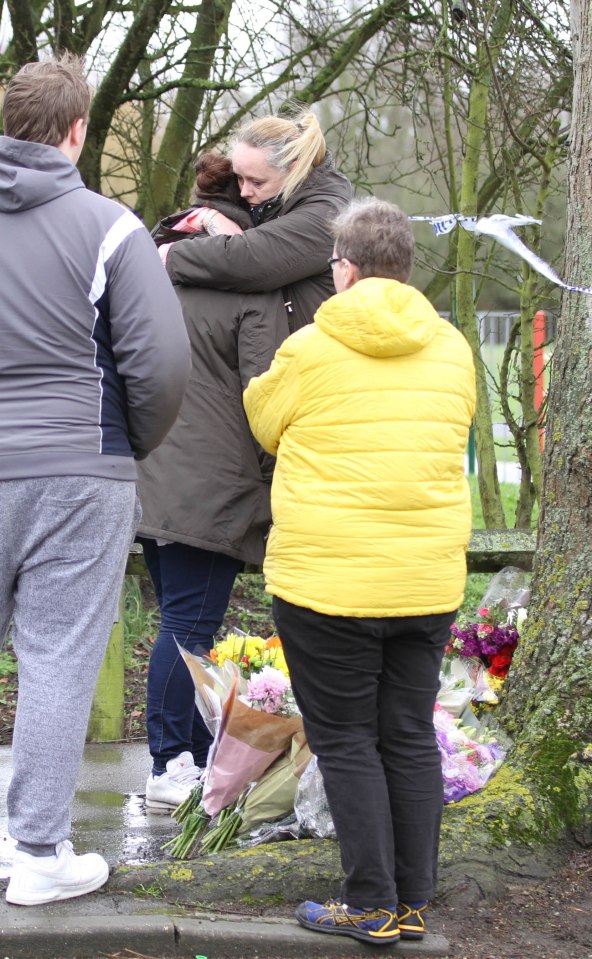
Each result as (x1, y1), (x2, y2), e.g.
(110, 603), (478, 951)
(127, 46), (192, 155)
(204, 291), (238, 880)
(315, 277), (441, 358)
(252, 153), (352, 225)
(0, 136), (84, 213)
(283, 152), (352, 210)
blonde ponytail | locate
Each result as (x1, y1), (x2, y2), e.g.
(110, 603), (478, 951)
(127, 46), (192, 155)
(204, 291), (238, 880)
(230, 111), (326, 201)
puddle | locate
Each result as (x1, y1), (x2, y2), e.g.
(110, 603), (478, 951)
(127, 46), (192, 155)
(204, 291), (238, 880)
(0, 743), (179, 876)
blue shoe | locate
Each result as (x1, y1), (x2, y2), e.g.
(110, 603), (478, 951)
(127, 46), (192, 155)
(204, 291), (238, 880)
(397, 901), (427, 940)
(295, 898), (400, 945)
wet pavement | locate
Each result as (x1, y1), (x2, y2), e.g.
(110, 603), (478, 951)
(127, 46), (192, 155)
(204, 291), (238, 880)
(0, 741), (178, 879)
(0, 742), (450, 957)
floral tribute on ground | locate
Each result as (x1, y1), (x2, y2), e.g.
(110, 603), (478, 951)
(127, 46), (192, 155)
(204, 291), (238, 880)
(164, 632), (309, 858)
(448, 605), (520, 678)
(440, 566), (529, 716)
(163, 618), (510, 858)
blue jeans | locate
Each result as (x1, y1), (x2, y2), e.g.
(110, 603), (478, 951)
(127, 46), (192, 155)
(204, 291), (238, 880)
(273, 596), (455, 908)
(140, 538), (242, 772)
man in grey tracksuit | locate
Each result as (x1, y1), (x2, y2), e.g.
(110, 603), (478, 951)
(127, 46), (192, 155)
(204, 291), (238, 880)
(0, 56), (190, 906)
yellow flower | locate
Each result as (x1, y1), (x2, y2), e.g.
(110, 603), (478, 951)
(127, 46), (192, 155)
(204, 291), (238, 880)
(211, 633), (266, 669)
(210, 632), (291, 679)
(261, 645), (290, 678)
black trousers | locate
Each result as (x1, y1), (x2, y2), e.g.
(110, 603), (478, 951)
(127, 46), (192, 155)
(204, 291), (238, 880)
(273, 596), (455, 909)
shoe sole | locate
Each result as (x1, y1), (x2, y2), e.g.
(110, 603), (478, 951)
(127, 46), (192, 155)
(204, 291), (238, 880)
(145, 797), (178, 810)
(400, 929), (425, 940)
(296, 913), (400, 946)
(6, 862), (109, 906)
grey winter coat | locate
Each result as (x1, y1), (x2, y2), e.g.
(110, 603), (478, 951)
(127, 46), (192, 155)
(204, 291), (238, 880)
(165, 155), (353, 332)
(136, 214), (290, 564)
(0, 136), (190, 481)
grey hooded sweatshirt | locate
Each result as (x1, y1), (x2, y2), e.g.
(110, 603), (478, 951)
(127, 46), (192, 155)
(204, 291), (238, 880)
(0, 136), (190, 481)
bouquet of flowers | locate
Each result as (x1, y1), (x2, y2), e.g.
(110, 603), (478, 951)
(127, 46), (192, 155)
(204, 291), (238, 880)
(446, 566), (529, 681)
(434, 703), (506, 803)
(165, 623), (512, 858)
(164, 632), (304, 859)
(447, 604), (520, 677)
(209, 632), (289, 679)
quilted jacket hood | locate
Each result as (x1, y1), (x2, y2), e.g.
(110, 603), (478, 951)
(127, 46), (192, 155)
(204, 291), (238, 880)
(0, 136), (84, 213)
(244, 278), (477, 618)
(315, 277), (440, 358)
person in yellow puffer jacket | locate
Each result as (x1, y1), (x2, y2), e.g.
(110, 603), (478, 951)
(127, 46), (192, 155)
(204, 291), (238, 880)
(243, 198), (476, 947)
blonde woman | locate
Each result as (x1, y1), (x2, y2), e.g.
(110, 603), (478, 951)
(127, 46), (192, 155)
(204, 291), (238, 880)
(162, 112), (353, 332)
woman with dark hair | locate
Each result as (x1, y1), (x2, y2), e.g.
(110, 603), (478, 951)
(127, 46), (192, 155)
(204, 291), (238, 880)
(137, 153), (290, 809)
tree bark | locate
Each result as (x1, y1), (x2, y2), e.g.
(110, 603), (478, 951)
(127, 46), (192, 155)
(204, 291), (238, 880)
(5, 0), (37, 66)
(498, 0), (592, 838)
(79, 0), (176, 193)
(142, 0), (235, 227)
(454, 0), (515, 529)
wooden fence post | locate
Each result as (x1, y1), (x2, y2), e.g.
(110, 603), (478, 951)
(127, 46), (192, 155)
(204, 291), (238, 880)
(87, 590), (125, 742)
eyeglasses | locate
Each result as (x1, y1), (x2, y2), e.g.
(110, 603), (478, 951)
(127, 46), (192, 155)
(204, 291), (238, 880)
(327, 256), (343, 268)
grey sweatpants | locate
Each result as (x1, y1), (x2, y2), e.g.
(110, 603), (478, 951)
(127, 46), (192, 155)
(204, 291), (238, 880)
(0, 476), (139, 845)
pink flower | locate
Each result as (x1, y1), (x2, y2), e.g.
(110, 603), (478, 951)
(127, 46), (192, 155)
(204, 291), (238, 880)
(246, 666), (290, 715)
(478, 607), (490, 617)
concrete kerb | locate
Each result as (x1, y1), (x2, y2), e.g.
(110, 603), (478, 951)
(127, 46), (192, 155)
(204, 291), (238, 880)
(0, 909), (450, 958)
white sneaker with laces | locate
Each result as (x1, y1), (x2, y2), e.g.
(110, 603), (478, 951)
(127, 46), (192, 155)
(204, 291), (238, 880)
(145, 751), (201, 809)
(6, 840), (109, 906)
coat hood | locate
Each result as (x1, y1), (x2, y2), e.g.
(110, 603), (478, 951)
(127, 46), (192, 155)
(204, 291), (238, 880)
(0, 136), (84, 213)
(315, 277), (441, 358)
(282, 153), (352, 213)
(251, 153), (352, 225)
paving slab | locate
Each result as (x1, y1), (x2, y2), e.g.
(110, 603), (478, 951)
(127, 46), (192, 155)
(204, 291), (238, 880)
(0, 743), (450, 958)
(0, 907), (450, 958)
(0, 742), (176, 879)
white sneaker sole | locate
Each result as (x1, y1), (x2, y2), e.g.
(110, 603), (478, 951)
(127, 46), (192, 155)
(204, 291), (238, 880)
(6, 862), (109, 906)
(145, 796), (178, 810)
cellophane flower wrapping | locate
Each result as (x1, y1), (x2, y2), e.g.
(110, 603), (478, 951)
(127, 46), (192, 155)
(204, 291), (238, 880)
(446, 566), (529, 681)
(200, 678), (302, 817)
(434, 703), (506, 803)
(294, 754), (336, 839)
(237, 730), (311, 837)
(177, 636), (302, 822)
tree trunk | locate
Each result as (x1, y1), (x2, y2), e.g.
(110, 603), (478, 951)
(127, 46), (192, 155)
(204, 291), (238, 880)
(497, 0), (592, 840)
(5, 0), (37, 66)
(143, 0), (234, 227)
(455, 0), (516, 528)
(79, 0), (175, 193)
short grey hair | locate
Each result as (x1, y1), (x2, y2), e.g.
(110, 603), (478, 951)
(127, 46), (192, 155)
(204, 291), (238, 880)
(331, 198), (415, 283)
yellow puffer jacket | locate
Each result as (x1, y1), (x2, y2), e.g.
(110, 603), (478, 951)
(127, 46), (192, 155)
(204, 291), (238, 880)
(243, 277), (476, 617)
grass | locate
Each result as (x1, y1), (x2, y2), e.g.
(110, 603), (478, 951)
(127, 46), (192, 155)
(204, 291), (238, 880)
(0, 647), (17, 675)
(468, 474), (539, 529)
(123, 575), (160, 664)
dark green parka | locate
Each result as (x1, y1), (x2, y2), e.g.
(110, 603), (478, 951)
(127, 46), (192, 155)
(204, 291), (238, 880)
(165, 155), (353, 332)
(136, 203), (290, 564)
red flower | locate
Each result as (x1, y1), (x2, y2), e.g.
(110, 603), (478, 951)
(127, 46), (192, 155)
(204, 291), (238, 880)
(486, 643), (517, 677)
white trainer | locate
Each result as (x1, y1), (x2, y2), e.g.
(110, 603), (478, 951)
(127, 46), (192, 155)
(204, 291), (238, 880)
(6, 840), (109, 906)
(145, 751), (201, 809)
